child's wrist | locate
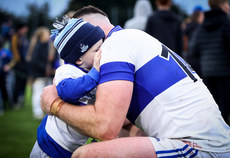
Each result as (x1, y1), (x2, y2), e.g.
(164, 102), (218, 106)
(50, 98), (65, 116)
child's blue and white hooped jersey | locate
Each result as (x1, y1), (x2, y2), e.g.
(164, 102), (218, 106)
(99, 29), (230, 152)
(37, 64), (98, 158)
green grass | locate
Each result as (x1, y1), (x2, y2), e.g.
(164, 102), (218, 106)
(0, 84), (99, 158)
(0, 84), (41, 158)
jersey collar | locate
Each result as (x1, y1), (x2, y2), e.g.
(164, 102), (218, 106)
(107, 25), (123, 38)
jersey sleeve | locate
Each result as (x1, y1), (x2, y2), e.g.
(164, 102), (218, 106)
(99, 34), (136, 84)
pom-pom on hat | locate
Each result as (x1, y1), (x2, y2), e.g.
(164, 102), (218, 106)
(52, 16), (105, 64)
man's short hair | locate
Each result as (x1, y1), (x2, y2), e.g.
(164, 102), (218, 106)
(208, 0), (228, 9)
(73, 5), (108, 19)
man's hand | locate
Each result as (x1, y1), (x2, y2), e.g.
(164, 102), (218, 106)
(40, 84), (59, 114)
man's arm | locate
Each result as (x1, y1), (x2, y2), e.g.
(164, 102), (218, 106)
(41, 80), (133, 140)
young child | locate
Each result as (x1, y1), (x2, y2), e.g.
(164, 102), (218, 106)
(30, 17), (105, 158)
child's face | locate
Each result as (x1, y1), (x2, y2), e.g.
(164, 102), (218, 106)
(79, 39), (103, 70)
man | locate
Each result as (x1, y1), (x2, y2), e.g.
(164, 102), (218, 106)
(5, 22), (29, 107)
(145, 0), (183, 56)
(188, 0), (230, 125)
(41, 5), (230, 158)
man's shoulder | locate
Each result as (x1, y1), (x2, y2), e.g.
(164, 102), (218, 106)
(103, 29), (148, 51)
(108, 29), (146, 40)
(104, 28), (160, 49)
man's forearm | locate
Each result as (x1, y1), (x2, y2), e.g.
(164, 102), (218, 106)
(57, 103), (98, 138)
(40, 84), (121, 140)
(41, 81), (132, 140)
(56, 102), (119, 140)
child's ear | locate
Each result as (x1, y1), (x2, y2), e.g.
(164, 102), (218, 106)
(76, 59), (83, 65)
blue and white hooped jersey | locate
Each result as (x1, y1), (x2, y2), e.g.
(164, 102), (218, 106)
(99, 29), (230, 152)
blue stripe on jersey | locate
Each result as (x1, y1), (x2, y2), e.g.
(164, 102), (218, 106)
(37, 115), (72, 158)
(99, 55), (187, 124)
(99, 62), (135, 84)
(128, 55), (187, 124)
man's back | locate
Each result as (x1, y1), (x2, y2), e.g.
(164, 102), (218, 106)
(100, 29), (230, 152)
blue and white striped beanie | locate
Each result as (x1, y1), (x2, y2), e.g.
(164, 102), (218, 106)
(52, 17), (105, 64)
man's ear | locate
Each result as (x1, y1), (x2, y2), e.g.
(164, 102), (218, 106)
(76, 59), (83, 65)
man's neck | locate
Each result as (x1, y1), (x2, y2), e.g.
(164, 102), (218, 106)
(105, 24), (115, 38)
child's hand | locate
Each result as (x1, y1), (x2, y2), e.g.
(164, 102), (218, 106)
(93, 49), (102, 72)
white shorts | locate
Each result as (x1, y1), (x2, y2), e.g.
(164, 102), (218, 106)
(149, 137), (230, 158)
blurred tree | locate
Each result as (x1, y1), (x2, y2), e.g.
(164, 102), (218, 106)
(0, 10), (13, 25)
(26, 2), (53, 38)
(65, 0), (187, 27)
(66, 0), (137, 26)
(0, 0), (187, 38)
(0, 9), (20, 30)
(0, 3), (54, 39)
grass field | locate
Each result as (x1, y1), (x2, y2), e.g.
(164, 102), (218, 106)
(0, 84), (41, 158)
(0, 84), (99, 158)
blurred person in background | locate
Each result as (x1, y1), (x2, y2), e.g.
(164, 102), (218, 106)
(189, 0), (230, 125)
(145, 0), (183, 56)
(4, 22), (29, 108)
(1, 17), (14, 108)
(183, 6), (204, 76)
(1, 17), (14, 50)
(26, 27), (57, 119)
(124, 0), (153, 31)
(0, 35), (12, 114)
